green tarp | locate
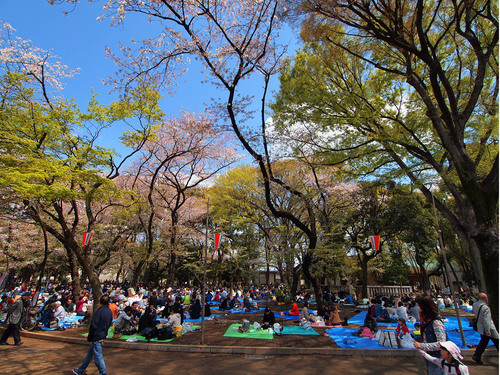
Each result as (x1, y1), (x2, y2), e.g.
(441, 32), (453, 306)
(223, 323), (274, 339)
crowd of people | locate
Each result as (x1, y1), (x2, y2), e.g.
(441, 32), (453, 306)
(0, 280), (498, 375)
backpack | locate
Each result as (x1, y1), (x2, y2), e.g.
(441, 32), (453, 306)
(145, 326), (159, 340)
(157, 326), (174, 340)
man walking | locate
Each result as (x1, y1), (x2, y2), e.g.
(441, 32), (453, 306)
(472, 293), (499, 365)
(0, 292), (31, 346)
(73, 294), (113, 375)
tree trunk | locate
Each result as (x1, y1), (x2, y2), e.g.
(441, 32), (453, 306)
(302, 252), (324, 315)
(67, 249), (82, 301)
(474, 227), (499, 326)
(290, 265), (300, 299)
(35, 221), (50, 293)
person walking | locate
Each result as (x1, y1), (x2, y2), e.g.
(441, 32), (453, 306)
(413, 293), (446, 375)
(0, 292), (31, 346)
(73, 294), (113, 375)
(472, 293), (499, 365)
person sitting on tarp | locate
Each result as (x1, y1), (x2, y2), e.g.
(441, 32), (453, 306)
(219, 297), (229, 311)
(206, 291), (213, 302)
(53, 301), (67, 322)
(289, 302), (300, 316)
(322, 305), (331, 323)
(327, 305), (343, 327)
(204, 302), (212, 317)
(344, 293), (354, 304)
(113, 306), (137, 337)
(412, 322), (422, 340)
(188, 299), (201, 319)
(172, 297), (185, 324)
(262, 307), (275, 329)
(138, 304), (158, 336)
(164, 309), (181, 330)
(300, 301), (316, 323)
(160, 299), (174, 318)
(355, 313), (378, 336)
(228, 296), (239, 310)
(130, 301), (142, 326)
(243, 297), (254, 311)
(41, 302), (58, 328)
(394, 301), (409, 322)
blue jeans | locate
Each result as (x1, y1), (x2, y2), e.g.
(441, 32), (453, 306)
(77, 340), (107, 375)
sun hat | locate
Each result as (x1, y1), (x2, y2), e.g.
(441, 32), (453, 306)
(439, 341), (464, 362)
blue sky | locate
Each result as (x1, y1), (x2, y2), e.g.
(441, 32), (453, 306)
(1, 1), (299, 158)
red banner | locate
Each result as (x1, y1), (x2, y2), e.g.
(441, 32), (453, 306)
(82, 232), (93, 249)
(214, 233), (221, 249)
(369, 235), (380, 251)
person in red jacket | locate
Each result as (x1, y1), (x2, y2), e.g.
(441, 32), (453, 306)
(395, 317), (410, 338)
(289, 302), (300, 316)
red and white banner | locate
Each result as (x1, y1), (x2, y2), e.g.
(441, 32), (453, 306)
(214, 233), (221, 249)
(82, 232), (93, 250)
(369, 235), (380, 252)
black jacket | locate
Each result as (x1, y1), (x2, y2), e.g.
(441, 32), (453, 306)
(87, 305), (113, 342)
(263, 311), (275, 325)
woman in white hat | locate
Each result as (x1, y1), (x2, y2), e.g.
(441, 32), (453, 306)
(418, 341), (469, 375)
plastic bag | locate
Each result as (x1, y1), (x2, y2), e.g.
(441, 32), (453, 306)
(400, 333), (414, 348)
(301, 319), (311, 330)
(182, 322), (192, 333)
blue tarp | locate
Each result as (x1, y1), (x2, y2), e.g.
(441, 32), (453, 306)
(327, 326), (492, 350)
(274, 309), (315, 320)
(348, 311), (473, 331)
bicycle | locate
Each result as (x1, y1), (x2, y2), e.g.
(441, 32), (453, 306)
(20, 304), (41, 331)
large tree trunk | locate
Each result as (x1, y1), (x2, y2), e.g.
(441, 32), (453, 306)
(474, 226), (499, 326)
(67, 249), (82, 301)
(302, 252), (324, 315)
(35, 221), (50, 293)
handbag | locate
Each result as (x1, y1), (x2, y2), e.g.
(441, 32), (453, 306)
(471, 305), (483, 331)
(377, 330), (401, 348)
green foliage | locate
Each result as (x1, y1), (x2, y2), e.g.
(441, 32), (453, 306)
(380, 252), (410, 286)
(0, 72), (162, 204)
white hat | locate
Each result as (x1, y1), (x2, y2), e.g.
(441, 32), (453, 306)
(439, 341), (463, 362)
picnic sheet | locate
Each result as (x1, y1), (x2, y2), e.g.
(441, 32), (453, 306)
(223, 323), (274, 340)
(310, 322), (335, 328)
(274, 312), (300, 320)
(326, 327), (492, 350)
(281, 325), (320, 336)
(41, 315), (84, 330)
(348, 311), (473, 331)
(226, 307), (266, 314)
(274, 309), (315, 320)
(326, 328), (396, 349)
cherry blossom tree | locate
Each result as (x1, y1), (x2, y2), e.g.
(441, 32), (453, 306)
(0, 22), (163, 307)
(129, 111), (240, 284)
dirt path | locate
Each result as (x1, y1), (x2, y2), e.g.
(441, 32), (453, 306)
(1, 335), (498, 375)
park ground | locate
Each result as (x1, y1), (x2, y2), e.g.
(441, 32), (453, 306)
(1, 303), (498, 374)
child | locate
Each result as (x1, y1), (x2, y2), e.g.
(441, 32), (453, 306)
(418, 341), (469, 375)
(395, 317), (409, 338)
(412, 322), (421, 340)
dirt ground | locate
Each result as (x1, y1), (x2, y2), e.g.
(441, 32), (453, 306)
(0, 335), (498, 375)
(1, 302), (498, 375)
